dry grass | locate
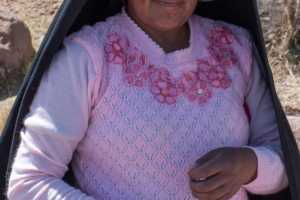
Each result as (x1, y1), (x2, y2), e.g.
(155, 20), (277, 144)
(259, 0), (300, 115)
(0, 97), (15, 134)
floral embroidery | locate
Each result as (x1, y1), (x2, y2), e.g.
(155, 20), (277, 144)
(177, 70), (198, 93)
(207, 25), (238, 68)
(186, 80), (212, 105)
(208, 45), (238, 68)
(208, 26), (235, 46)
(122, 47), (150, 87)
(104, 32), (128, 64)
(178, 71), (212, 105)
(104, 24), (238, 106)
(196, 59), (231, 89)
(196, 59), (212, 81)
(149, 67), (179, 105)
(207, 65), (231, 89)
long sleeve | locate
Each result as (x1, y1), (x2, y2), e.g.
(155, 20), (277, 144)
(241, 42), (289, 195)
(6, 32), (102, 199)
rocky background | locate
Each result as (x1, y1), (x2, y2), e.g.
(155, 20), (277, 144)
(0, 0), (299, 143)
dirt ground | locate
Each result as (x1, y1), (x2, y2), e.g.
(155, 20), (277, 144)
(1, 0), (62, 50)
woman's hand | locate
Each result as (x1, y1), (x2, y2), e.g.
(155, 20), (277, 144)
(187, 147), (258, 200)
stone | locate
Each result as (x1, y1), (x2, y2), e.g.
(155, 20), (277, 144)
(0, 9), (35, 98)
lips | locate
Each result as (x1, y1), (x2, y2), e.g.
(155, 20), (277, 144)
(153, 0), (184, 7)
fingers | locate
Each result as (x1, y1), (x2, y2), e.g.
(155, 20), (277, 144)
(191, 181), (239, 200)
(191, 185), (226, 200)
(189, 174), (228, 193)
(188, 147), (249, 200)
(188, 153), (222, 181)
(216, 192), (235, 200)
(216, 184), (241, 200)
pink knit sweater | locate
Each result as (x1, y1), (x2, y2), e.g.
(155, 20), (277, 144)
(7, 8), (288, 200)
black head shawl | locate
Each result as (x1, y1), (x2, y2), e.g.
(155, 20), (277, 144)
(1, 0), (299, 199)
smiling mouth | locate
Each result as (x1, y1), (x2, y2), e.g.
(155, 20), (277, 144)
(153, 0), (184, 7)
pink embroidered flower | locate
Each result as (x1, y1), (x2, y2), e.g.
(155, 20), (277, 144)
(207, 26), (238, 68)
(196, 59), (212, 81)
(208, 26), (235, 46)
(123, 70), (149, 87)
(196, 59), (231, 89)
(208, 45), (238, 68)
(105, 32), (128, 64)
(178, 70), (212, 105)
(149, 67), (178, 105)
(122, 48), (150, 87)
(177, 70), (198, 94)
(103, 31), (236, 106)
(125, 47), (149, 69)
(175, 81), (186, 96)
(181, 70), (198, 90)
(206, 65), (232, 89)
(185, 79), (212, 105)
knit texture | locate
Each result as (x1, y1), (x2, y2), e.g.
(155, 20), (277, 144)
(70, 9), (252, 200)
(7, 8), (288, 200)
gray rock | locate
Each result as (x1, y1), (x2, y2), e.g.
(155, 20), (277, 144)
(0, 9), (35, 98)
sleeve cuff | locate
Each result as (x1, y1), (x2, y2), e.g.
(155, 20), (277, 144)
(241, 146), (288, 195)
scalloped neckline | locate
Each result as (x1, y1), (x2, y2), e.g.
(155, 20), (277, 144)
(120, 7), (197, 64)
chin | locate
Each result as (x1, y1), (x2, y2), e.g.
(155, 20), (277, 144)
(151, 18), (187, 32)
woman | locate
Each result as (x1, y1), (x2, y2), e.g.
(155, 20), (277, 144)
(4, 0), (292, 199)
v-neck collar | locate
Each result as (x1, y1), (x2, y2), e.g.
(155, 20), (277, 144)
(119, 7), (203, 65)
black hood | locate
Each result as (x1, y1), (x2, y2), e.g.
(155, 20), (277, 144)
(1, 0), (299, 199)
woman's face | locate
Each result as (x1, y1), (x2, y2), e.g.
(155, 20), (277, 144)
(126, 0), (198, 32)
